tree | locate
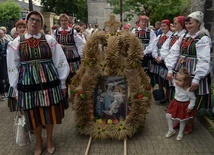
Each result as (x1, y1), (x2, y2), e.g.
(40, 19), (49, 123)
(28, 0), (33, 11)
(107, 0), (191, 24)
(0, 0), (22, 29)
(41, 0), (87, 22)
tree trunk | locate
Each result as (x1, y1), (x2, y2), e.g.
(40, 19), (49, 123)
(28, 0), (33, 11)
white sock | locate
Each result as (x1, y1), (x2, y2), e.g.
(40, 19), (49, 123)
(179, 120), (187, 135)
(166, 113), (173, 131)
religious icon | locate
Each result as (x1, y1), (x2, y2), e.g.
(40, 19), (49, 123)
(94, 76), (127, 120)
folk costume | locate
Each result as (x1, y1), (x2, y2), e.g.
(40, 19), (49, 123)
(161, 28), (187, 99)
(165, 79), (196, 141)
(150, 28), (172, 87)
(167, 79), (196, 121)
(53, 27), (81, 81)
(165, 30), (211, 109)
(134, 15), (156, 86)
(7, 33), (70, 130)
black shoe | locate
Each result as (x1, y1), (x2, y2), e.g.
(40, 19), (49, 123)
(159, 99), (169, 104)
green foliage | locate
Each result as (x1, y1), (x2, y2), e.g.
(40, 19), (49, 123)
(41, 0), (87, 22)
(107, 0), (191, 24)
(0, 0), (22, 30)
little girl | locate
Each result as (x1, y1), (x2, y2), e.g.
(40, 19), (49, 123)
(165, 68), (196, 141)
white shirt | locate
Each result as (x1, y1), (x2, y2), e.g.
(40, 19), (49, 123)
(160, 29), (186, 60)
(74, 32), (86, 58)
(85, 28), (94, 40)
(173, 80), (196, 110)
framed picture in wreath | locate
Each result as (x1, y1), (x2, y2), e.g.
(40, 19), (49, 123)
(94, 76), (128, 120)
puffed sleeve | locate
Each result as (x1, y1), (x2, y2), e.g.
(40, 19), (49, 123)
(151, 36), (160, 59)
(51, 29), (57, 39)
(7, 37), (21, 96)
(159, 37), (171, 60)
(192, 36), (211, 84)
(73, 29), (83, 57)
(144, 30), (156, 55)
(165, 37), (183, 73)
(45, 35), (70, 89)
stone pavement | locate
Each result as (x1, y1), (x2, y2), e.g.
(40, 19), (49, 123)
(1, 98), (214, 155)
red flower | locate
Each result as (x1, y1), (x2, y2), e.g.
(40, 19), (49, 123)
(137, 94), (143, 100)
(113, 119), (119, 124)
(77, 90), (83, 96)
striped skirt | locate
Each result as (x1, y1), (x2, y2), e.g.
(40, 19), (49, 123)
(24, 102), (66, 131)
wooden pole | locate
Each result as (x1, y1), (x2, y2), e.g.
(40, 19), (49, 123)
(85, 136), (92, 155)
(124, 138), (127, 155)
(120, 0), (123, 29)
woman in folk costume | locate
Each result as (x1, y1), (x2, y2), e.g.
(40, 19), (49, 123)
(133, 15), (156, 86)
(165, 11), (212, 134)
(7, 11), (69, 154)
(160, 16), (187, 100)
(52, 13), (81, 107)
(8, 19), (27, 112)
(150, 19), (173, 103)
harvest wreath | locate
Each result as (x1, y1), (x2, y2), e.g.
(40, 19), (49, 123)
(70, 17), (152, 140)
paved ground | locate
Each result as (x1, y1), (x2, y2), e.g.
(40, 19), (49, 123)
(1, 97), (214, 155)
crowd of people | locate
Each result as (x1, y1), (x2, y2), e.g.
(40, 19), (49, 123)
(0, 9), (212, 154)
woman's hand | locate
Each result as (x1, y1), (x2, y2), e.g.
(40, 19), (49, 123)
(156, 57), (161, 64)
(166, 73), (173, 81)
(62, 88), (67, 97)
(186, 108), (192, 113)
(189, 82), (199, 92)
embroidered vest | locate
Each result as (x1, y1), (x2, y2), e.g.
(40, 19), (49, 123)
(19, 34), (52, 61)
(135, 29), (150, 49)
(55, 29), (75, 46)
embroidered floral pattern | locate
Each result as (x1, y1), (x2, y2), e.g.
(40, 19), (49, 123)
(57, 59), (66, 68)
(181, 37), (194, 49)
(8, 67), (17, 73)
(159, 35), (168, 45)
(26, 37), (40, 48)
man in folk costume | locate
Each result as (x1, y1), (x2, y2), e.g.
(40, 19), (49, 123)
(150, 19), (173, 103)
(165, 11), (212, 134)
(133, 15), (156, 86)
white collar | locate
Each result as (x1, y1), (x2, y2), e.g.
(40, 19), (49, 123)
(25, 33), (42, 39)
(59, 27), (72, 31)
(186, 31), (201, 39)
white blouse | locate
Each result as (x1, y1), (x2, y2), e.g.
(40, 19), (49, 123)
(152, 30), (173, 59)
(173, 80), (196, 110)
(160, 29), (186, 60)
(7, 33), (70, 96)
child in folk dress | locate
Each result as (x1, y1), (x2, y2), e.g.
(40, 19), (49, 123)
(165, 68), (196, 141)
